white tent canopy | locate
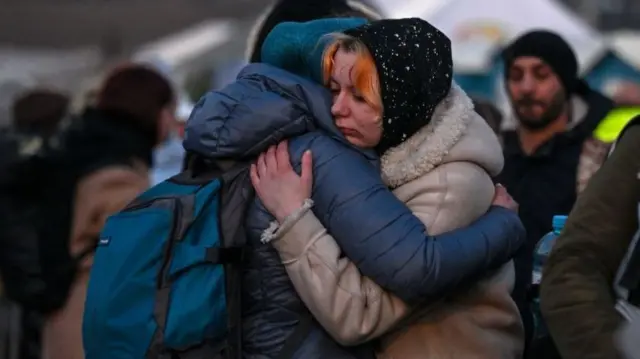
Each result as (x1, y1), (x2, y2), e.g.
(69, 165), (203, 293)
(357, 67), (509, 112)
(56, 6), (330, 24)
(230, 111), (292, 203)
(133, 20), (234, 85)
(372, 0), (607, 73)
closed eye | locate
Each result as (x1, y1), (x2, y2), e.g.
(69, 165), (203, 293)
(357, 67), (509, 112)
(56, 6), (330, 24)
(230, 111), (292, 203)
(351, 89), (365, 103)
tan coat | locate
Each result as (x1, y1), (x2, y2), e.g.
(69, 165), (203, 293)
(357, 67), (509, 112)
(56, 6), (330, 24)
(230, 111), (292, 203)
(271, 83), (524, 358)
(41, 162), (150, 359)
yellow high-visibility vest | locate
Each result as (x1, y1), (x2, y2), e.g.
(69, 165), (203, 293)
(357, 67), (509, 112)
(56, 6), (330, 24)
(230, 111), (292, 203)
(593, 107), (640, 143)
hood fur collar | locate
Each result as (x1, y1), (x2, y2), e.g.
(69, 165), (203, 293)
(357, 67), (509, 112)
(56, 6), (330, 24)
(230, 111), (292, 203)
(380, 82), (475, 188)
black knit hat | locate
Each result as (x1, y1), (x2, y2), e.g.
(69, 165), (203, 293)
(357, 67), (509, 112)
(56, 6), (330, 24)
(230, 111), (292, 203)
(246, 0), (381, 62)
(502, 30), (581, 94)
(344, 18), (453, 154)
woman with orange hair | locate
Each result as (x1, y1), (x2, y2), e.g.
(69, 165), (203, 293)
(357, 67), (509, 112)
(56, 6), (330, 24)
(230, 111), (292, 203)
(183, 17), (524, 358)
(251, 18), (525, 358)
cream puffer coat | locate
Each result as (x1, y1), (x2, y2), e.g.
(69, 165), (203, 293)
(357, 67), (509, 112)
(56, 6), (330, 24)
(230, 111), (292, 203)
(270, 83), (524, 359)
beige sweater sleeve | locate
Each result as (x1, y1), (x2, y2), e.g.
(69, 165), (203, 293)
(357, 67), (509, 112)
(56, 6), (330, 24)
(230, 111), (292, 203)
(272, 210), (409, 345)
(270, 161), (496, 346)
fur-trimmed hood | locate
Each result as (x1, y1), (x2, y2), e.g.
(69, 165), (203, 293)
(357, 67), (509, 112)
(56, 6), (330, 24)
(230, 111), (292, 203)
(381, 82), (504, 188)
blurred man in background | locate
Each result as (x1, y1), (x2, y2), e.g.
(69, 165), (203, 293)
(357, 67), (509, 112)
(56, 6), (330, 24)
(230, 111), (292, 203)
(497, 30), (616, 356)
(0, 88), (71, 359)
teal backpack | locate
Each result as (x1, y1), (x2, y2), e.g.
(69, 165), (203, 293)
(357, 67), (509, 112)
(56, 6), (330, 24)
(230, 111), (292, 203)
(83, 157), (252, 359)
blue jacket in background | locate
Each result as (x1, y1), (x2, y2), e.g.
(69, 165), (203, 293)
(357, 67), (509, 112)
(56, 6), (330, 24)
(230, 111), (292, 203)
(183, 63), (525, 359)
(150, 132), (185, 185)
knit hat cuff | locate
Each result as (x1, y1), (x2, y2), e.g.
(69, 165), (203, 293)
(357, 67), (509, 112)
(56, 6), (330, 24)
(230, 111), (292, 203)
(502, 31), (579, 93)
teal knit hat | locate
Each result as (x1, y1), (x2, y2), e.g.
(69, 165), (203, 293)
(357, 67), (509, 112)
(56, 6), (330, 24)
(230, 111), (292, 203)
(260, 18), (368, 84)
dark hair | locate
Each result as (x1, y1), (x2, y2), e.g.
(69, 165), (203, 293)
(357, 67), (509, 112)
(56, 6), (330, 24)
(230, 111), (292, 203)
(96, 63), (175, 140)
(12, 89), (70, 137)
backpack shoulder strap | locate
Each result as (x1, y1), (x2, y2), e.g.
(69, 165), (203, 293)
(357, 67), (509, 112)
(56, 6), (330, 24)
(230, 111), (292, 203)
(216, 162), (253, 359)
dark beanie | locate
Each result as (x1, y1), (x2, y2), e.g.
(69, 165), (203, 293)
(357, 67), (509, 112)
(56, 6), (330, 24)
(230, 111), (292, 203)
(344, 18), (453, 154)
(502, 30), (580, 93)
(246, 0), (381, 62)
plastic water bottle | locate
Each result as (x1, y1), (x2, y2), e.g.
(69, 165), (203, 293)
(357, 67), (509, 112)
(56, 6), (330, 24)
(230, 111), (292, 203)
(532, 215), (567, 286)
(531, 215), (567, 341)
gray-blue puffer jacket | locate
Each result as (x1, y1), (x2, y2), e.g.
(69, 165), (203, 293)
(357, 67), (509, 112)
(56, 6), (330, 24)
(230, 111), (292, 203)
(184, 63), (526, 359)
